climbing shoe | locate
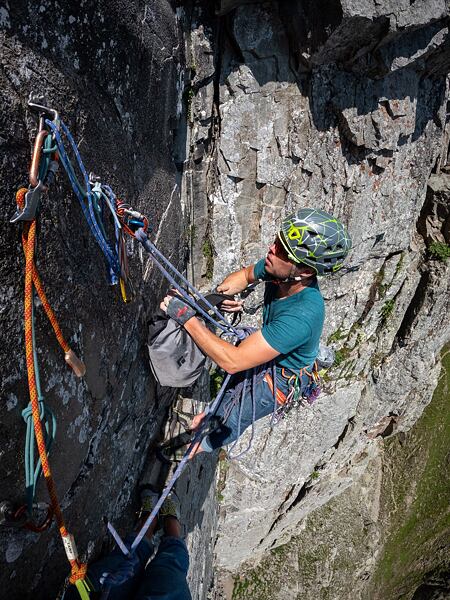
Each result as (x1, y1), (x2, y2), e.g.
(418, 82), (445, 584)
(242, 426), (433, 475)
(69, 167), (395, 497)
(137, 484), (159, 521)
(160, 491), (181, 522)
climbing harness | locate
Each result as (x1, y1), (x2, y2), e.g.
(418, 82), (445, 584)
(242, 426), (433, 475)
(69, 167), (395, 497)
(217, 357), (274, 460)
(265, 364), (321, 425)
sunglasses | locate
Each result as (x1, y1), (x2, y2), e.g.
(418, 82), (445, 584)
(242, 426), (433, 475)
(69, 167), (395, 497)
(273, 236), (289, 258)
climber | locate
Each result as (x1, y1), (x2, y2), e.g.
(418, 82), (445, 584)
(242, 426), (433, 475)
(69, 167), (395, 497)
(64, 489), (191, 600)
(160, 208), (352, 457)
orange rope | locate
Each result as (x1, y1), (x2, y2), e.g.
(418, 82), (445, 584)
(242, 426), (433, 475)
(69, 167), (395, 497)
(16, 189), (85, 377)
(18, 187), (88, 588)
(17, 189), (71, 354)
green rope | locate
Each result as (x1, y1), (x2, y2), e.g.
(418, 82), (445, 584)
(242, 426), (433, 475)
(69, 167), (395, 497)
(38, 133), (55, 182)
(91, 190), (109, 241)
(22, 291), (56, 515)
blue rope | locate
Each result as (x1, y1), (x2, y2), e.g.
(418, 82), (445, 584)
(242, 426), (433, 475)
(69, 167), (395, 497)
(135, 229), (243, 338)
(45, 119), (120, 283)
(91, 182), (123, 285)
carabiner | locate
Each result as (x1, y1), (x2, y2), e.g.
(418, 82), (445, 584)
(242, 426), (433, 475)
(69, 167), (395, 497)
(27, 96), (59, 124)
(12, 503), (54, 532)
(10, 180), (45, 223)
(29, 129), (48, 188)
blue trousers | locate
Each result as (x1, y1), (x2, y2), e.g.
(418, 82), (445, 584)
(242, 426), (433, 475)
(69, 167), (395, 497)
(201, 367), (304, 452)
(65, 535), (191, 600)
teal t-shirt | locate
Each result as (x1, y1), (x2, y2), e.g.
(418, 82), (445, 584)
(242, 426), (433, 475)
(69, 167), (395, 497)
(253, 259), (325, 371)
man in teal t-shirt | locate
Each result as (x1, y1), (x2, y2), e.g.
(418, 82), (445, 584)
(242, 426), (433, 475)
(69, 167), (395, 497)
(253, 257), (324, 373)
(160, 208), (351, 456)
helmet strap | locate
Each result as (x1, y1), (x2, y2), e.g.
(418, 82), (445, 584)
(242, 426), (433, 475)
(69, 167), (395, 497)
(271, 264), (312, 285)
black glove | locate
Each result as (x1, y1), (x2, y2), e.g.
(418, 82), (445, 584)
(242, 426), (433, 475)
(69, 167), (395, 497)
(166, 296), (196, 326)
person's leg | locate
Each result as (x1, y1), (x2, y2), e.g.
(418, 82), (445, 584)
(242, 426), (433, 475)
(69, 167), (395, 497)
(87, 535), (154, 600)
(134, 494), (191, 600)
(201, 371), (283, 452)
(62, 533), (154, 600)
(63, 490), (159, 600)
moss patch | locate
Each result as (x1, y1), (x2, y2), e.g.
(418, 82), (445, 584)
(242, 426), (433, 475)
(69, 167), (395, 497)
(370, 345), (450, 597)
(327, 328), (345, 344)
(428, 241), (450, 262)
(380, 298), (395, 323)
(202, 237), (214, 280)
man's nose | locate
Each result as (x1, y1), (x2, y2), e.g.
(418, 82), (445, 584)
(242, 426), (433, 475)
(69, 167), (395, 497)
(268, 242), (276, 254)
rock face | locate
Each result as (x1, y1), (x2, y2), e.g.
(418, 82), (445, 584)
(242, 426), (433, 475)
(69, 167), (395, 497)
(1, 1), (450, 599)
(183, 0), (450, 594)
(0, 2), (189, 598)
(229, 346), (450, 600)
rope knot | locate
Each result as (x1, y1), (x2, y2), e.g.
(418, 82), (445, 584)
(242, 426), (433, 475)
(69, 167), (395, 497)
(69, 561), (88, 583)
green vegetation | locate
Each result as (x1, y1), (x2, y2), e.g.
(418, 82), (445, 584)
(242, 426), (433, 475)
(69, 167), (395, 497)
(371, 345), (450, 597)
(394, 251), (404, 276)
(369, 351), (384, 369)
(428, 241), (450, 262)
(310, 470), (320, 480)
(327, 328), (345, 344)
(328, 323), (363, 371)
(188, 223), (196, 245)
(334, 346), (351, 366)
(232, 549), (290, 600)
(216, 458), (229, 504)
(185, 86), (195, 124)
(375, 263), (387, 299)
(210, 368), (224, 398)
(202, 237), (214, 279)
(380, 298), (395, 322)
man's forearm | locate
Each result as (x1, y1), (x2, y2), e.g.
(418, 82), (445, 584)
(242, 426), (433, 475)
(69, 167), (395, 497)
(184, 317), (241, 373)
(217, 264), (257, 295)
(186, 264), (256, 371)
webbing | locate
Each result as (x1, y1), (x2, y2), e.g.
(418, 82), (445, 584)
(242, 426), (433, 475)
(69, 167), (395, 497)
(105, 371), (233, 555)
(22, 294), (57, 514)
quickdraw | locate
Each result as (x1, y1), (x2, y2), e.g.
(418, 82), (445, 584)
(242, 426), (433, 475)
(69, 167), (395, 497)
(265, 364), (322, 425)
(115, 197), (149, 302)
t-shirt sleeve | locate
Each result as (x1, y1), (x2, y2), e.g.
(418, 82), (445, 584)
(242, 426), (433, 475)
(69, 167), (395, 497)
(254, 258), (272, 281)
(261, 313), (313, 355)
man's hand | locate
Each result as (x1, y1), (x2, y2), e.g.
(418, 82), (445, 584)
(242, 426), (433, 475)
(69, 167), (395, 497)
(160, 294), (196, 326)
(217, 265), (256, 296)
(219, 298), (243, 313)
(99, 548), (140, 588)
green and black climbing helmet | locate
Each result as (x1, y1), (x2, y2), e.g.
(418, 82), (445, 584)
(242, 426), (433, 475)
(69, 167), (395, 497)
(278, 208), (352, 276)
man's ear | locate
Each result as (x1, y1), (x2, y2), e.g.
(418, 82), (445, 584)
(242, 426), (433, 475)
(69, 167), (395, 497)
(304, 267), (316, 278)
(294, 265), (315, 279)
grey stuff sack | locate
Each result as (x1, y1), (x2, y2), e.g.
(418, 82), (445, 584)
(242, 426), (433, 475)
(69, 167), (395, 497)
(147, 312), (206, 388)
